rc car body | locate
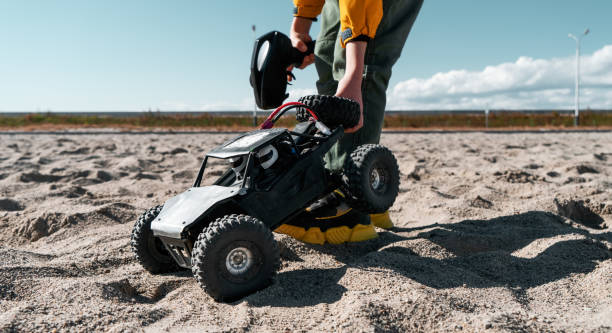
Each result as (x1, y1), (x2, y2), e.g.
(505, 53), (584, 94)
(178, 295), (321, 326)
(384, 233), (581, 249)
(150, 123), (342, 268)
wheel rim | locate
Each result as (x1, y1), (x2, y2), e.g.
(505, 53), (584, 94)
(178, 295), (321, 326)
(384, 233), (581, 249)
(225, 247), (254, 275)
(370, 163), (389, 194)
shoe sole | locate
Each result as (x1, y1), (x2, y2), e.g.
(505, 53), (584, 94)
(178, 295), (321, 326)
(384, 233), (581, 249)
(370, 211), (394, 229)
(274, 223), (378, 245)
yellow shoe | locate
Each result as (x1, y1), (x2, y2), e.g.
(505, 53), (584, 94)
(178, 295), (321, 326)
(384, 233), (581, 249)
(274, 224), (306, 241)
(370, 211), (393, 229)
(275, 220), (378, 245)
(302, 227), (326, 245)
(348, 223), (378, 242)
(274, 207), (378, 245)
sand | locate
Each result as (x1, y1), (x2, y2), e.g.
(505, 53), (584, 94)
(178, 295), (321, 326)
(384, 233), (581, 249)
(0, 130), (611, 332)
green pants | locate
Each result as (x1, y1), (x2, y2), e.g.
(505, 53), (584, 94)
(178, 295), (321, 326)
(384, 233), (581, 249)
(315, 0), (423, 171)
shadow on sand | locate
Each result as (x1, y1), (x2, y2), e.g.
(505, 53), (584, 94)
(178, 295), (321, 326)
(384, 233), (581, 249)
(248, 211), (611, 307)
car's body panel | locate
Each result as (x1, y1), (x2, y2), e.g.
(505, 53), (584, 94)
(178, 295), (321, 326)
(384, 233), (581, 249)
(151, 185), (240, 238)
(207, 129), (287, 159)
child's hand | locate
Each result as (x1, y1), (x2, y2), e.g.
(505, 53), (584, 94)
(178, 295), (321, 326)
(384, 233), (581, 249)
(287, 17), (315, 82)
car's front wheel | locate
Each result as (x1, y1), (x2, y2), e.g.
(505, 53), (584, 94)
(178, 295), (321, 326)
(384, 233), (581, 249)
(191, 214), (280, 302)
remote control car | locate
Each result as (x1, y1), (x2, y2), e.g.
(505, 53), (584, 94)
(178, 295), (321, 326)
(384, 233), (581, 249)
(130, 31), (400, 302)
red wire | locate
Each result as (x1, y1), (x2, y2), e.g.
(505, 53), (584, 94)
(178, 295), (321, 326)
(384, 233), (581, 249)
(306, 109), (318, 121)
(261, 102), (318, 129)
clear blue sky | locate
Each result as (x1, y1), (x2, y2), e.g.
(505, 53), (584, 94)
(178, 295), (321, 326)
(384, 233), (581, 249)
(0, 1), (610, 111)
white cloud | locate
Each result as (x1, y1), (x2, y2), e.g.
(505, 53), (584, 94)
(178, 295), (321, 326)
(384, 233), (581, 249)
(388, 45), (612, 110)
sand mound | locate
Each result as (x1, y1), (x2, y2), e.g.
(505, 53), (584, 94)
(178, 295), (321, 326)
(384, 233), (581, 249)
(115, 156), (162, 173)
(14, 203), (137, 241)
(19, 172), (63, 183)
(564, 176), (587, 184)
(99, 278), (139, 301)
(0, 131), (610, 332)
(0, 199), (24, 211)
(96, 170), (114, 182)
(134, 172), (162, 180)
(0, 247), (54, 266)
(504, 144), (526, 149)
(93, 143), (117, 152)
(59, 147), (90, 155)
(172, 170), (195, 180)
(163, 147), (188, 155)
(484, 156), (497, 163)
(51, 185), (92, 198)
(576, 164), (600, 174)
(554, 198), (607, 229)
(495, 170), (544, 183)
(37, 157), (53, 165)
(524, 163), (542, 169)
(14, 212), (66, 241)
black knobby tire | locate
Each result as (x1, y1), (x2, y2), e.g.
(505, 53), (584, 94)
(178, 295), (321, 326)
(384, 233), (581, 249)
(130, 205), (179, 274)
(296, 95), (360, 129)
(342, 144), (400, 214)
(191, 214), (280, 302)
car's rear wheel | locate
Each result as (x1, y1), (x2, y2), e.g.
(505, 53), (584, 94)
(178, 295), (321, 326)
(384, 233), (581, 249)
(342, 144), (400, 213)
(296, 95), (360, 129)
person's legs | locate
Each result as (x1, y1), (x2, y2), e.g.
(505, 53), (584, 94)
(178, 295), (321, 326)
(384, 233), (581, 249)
(324, 0), (423, 229)
(276, 0), (423, 243)
(276, 1), (377, 245)
(325, 0), (424, 172)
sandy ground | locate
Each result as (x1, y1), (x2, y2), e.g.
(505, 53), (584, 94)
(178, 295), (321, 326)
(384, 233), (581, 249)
(0, 130), (611, 332)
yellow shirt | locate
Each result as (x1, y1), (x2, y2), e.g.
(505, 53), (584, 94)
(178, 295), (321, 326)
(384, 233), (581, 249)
(293, 0), (383, 47)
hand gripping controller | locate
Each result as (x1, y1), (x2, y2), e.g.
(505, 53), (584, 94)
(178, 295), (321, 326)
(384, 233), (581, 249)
(249, 31), (315, 110)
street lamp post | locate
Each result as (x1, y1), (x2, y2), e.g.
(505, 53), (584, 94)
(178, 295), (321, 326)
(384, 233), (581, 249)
(252, 25), (257, 127)
(568, 28), (589, 127)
